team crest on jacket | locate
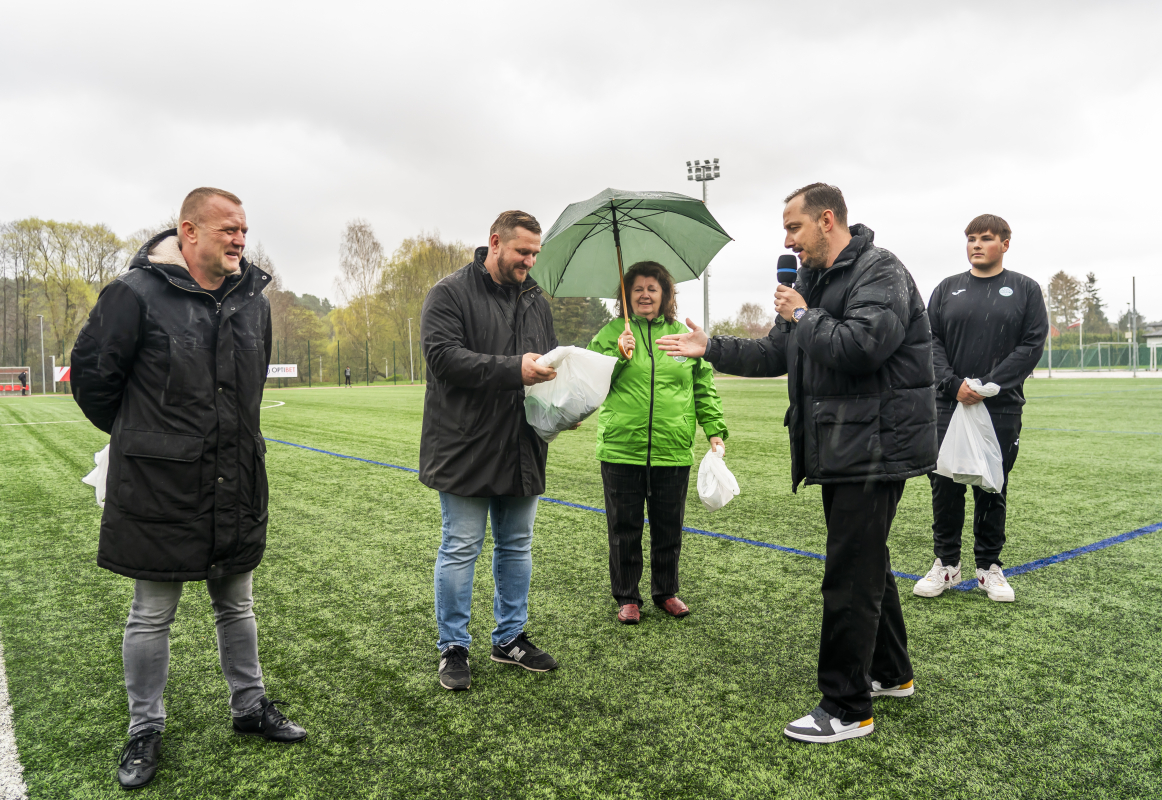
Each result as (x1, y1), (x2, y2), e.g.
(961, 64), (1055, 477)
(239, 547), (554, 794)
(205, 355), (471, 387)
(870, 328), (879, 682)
(999, 287), (1013, 296)
(673, 356), (688, 362)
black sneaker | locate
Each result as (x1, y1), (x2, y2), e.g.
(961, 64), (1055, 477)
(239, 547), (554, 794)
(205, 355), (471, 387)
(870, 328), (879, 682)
(233, 696), (307, 743)
(490, 632), (558, 672)
(439, 645), (471, 691)
(117, 729), (162, 790)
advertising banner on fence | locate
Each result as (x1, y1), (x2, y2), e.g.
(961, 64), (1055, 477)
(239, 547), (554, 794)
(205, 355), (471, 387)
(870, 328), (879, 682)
(267, 364), (299, 378)
(53, 366), (71, 382)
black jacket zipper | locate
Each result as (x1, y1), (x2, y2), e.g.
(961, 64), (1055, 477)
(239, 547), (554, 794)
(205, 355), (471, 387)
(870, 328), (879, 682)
(635, 318), (657, 497)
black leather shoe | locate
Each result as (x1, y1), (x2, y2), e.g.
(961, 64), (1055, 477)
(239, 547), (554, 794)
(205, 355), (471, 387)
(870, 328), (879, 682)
(233, 697), (307, 743)
(117, 729), (162, 790)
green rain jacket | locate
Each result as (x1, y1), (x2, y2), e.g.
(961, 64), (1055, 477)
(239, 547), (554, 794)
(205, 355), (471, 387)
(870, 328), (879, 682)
(587, 315), (727, 467)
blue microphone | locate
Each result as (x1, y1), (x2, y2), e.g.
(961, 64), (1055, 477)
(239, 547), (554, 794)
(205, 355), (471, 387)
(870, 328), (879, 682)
(777, 254), (798, 286)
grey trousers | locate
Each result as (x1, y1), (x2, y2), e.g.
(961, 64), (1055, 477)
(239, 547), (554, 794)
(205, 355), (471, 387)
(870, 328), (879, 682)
(123, 571), (265, 735)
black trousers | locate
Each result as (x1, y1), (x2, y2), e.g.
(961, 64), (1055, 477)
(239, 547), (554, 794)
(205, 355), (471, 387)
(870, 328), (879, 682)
(600, 462), (690, 608)
(345, 375), (351, 386)
(818, 480), (913, 723)
(929, 410), (1021, 570)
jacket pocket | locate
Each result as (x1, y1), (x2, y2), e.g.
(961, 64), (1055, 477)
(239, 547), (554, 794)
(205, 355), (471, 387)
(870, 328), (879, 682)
(812, 397), (883, 478)
(164, 335), (214, 407)
(116, 429), (203, 520)
(251, 434), (269, 521)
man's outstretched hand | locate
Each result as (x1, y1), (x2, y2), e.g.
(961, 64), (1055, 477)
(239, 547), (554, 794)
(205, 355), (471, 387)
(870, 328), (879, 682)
(522, 353), (557, 386)
(656, 318), (709, 359)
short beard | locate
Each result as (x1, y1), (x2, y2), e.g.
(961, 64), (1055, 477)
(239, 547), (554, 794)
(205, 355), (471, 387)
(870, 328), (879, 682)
(799, 223), (830, 270)
(496, 252), (526, 285)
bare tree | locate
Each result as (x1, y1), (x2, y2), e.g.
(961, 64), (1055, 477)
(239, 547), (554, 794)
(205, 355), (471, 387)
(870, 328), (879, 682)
(736, 302), (775, 338)
(336, 219), (384, 348)
(1048, 271), (1082, 328)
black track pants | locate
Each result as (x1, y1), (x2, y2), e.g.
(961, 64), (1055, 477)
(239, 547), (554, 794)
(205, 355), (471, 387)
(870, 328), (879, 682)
(817, 480), (913, 723)
(600, 462), (690, 608)
(929, 410), (1022, 570)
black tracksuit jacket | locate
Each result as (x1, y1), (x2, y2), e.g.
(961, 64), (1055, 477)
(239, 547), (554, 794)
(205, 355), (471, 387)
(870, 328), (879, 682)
(419, 247), (557, 497)
(705, 224), (937, 490)
(928, 269), (1047, 418)
(71, 230), (273, 581)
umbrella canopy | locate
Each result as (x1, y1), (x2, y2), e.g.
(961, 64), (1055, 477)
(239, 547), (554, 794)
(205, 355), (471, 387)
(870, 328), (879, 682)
(533, 188), (732, 299)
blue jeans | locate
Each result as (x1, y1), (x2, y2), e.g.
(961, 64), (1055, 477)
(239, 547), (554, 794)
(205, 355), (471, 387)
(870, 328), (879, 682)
(435, 492), (539, 652)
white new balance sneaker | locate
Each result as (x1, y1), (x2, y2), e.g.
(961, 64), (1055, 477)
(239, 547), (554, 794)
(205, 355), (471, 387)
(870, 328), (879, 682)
(976, 564), (1015, 602)
(783, 706), (874, 743)
(913, 558), (961, 598)
(870, 679), (915, 698)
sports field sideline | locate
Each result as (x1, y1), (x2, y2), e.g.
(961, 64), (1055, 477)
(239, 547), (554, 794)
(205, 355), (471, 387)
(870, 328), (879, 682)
(1, 378), (1160, 799)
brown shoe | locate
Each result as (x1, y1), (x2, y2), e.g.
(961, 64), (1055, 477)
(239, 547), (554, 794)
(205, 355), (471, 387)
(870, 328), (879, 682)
(617, 604), (641, 624)
(658, 597), (690, 617)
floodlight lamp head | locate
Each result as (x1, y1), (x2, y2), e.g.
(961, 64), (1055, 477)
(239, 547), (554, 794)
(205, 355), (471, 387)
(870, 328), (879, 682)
(695, 159), (701, 165)
(686, 161), (692, 167)
(713, 158), (719, 164)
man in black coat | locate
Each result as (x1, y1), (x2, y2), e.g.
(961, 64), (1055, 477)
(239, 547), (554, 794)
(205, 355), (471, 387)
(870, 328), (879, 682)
(420, 210), (559, 691)
(913, 214), (1046, 603)
(658, 183), (938, 744)
(71, 188), (305, 790)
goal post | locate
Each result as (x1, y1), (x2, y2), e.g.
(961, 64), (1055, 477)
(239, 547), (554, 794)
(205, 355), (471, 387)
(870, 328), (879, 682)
(0, 367), (33, 396)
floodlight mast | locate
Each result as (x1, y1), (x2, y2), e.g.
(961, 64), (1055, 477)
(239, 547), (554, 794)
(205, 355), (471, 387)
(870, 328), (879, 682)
(687, 158), (720, 330)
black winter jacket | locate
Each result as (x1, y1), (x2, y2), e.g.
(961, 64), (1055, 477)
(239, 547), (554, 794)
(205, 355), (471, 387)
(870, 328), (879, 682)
(71, 230), (273, 581)
(419, 247), (557, 497)
(705, 224), (937, 490)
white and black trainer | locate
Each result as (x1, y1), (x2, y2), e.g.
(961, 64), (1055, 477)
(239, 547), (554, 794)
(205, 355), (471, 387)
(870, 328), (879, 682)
(783, 706), (874, 744)
(439, 645), (471, 690)
(870, 679), (915, 698)
(490, 632), (559, 672)
(976, 564), (1015, 602)
(913, 558), (962, 598)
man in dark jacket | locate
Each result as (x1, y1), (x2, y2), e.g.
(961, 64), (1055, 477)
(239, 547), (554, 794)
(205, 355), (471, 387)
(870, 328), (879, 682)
(19, 370), (28, 395)
(71, 188), (305, 790)
(658, 183), (937, 744)
(420, 210), (559, 691)
(913, 214), (1046, 603)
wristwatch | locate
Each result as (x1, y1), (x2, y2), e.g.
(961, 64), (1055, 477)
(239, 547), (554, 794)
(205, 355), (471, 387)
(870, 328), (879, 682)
(792, 307), (807, 322)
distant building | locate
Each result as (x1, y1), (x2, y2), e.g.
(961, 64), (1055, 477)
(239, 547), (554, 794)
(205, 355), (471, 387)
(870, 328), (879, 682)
(1143, 322), (1162, 370)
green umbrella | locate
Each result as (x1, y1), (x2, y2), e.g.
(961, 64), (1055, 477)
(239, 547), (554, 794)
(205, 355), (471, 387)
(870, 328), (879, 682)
(533, 188), (732, 356)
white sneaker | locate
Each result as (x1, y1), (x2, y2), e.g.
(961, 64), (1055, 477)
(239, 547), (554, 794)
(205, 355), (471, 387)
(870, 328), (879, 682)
(913, 558), (961, 598)
(871, 679), (915, 698)
(783, 706), (874, 744)
(976, 564), (1015, 602)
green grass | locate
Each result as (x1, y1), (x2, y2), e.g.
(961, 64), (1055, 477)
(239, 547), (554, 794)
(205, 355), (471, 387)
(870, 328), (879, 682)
(2, 379), (1161, 799)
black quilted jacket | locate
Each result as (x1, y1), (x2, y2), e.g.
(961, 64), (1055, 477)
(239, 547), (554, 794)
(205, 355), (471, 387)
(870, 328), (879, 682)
(705, 224), (937, 490)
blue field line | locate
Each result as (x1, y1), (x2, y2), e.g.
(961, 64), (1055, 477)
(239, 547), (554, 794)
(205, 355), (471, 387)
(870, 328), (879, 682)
(264, 438), (419, 473)
(263, 437), (1159, 587)
(1024, 426), (1162, 436)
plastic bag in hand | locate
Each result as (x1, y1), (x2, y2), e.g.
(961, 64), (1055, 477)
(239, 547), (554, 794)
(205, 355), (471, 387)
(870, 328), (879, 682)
(81, 443), (110, 508)
(524, 346), (618, 443)
(934, 378), (1004, 493)
(697, 445), (740, 511)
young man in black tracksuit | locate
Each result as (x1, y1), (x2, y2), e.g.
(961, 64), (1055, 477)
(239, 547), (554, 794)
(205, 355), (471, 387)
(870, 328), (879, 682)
(914, 214), (1047, 602)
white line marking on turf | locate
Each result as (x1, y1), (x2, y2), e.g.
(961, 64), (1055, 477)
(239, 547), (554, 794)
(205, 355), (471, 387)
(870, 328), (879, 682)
(261, 401), (285, 409)
(0, 419), (87, 427)
(0, 633), (29, 800)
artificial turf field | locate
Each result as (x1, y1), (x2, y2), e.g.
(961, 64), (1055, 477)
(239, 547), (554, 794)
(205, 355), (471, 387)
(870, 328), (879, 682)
(2, 377), (1161, 800)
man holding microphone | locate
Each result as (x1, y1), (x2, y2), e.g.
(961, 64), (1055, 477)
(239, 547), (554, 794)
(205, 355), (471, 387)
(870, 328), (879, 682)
(658, 183), (937, 743)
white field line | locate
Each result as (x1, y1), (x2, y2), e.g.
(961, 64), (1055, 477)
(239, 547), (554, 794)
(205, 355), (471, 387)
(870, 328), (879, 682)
(0, 634), (28, 800)
(1, 419), (87, 427)
(2, 401), (282, 425)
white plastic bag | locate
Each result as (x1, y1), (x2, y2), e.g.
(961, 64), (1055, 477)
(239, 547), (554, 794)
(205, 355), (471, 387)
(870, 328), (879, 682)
(697, 445), (740, 511)
(524, 346), (618, 443)
(934, 379), (1004, 493)
(81, 443), (110, 508)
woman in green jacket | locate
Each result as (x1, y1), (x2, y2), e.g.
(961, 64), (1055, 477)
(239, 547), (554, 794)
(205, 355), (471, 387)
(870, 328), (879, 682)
(587, 261), (728, 625)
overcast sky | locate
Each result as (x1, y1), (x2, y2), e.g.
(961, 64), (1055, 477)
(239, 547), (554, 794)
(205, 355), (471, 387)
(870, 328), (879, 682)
(3, 0), (1160, 327)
